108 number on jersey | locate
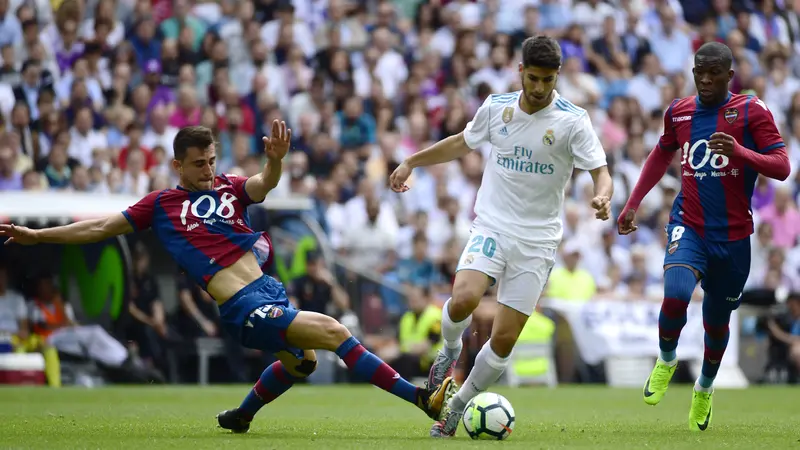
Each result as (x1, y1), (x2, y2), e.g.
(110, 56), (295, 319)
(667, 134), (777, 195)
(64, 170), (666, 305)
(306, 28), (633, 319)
(179, 193), (237, 225)
(680, 140), (729, 170)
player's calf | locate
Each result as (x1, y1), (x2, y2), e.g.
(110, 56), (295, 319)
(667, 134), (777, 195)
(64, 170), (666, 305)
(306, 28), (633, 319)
(644, 266), (695, 405)
(658, 266), (697, 363)
(428, 271), (490, 390)
(439, 303), (524, 422)
(284, 311), (451, 419)
(219, 350), (317, 432)
(696, 299), (732, 392)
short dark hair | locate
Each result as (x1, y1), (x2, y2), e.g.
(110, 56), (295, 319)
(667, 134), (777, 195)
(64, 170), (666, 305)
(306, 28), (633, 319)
(521, 36), (562, 69)
(173, 126), (215, 161)
(695, 42), (733, 70)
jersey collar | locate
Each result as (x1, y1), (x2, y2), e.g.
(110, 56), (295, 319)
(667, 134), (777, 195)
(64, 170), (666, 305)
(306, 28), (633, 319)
(516, 90), (559, 117)
(175, 185), (213, 193)
(695, 91), (732, 110)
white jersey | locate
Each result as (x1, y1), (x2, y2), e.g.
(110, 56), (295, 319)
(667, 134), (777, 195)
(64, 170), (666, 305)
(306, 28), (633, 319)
(464, 90), (606, 248)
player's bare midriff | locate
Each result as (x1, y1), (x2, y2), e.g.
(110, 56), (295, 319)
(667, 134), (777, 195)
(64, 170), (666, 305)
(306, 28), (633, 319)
(206, 251), (264, 305)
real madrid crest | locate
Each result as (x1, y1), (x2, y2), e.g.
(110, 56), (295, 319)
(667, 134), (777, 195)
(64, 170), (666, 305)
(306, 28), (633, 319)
(543, 129), (555, 146)
(502, 107), (514, 123)
(463, 254), (474, 266)
(724, 108), (739, 124)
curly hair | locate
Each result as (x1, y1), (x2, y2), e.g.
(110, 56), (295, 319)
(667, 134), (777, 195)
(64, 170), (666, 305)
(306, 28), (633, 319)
(521, 36), (562, 69)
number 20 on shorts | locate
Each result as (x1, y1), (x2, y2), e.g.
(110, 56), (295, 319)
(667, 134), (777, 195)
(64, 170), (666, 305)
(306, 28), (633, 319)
(468, 235), (497, 258)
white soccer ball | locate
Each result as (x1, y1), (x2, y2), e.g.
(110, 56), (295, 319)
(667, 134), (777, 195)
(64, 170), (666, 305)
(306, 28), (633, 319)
(462, 392), (515, 440)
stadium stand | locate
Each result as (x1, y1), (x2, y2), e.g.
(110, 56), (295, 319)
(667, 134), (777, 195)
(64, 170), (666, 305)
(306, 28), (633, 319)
(1, 0), (800, 386)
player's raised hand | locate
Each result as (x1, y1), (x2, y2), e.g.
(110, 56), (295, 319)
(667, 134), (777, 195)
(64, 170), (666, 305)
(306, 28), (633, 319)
(0, 223), (40, 245)
(617, 208), (638, 235)
(389, 162), (412, 193)
(591, 196), (611, 220)
(708, 132), (737, 157)
(262, 119), (292, 161)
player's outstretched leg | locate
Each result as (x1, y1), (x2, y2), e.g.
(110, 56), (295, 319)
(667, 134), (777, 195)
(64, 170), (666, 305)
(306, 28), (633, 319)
(428, 271), (490, 392)
(645, 266), (696, 406)
(286, 311), (455, 420)
(688, 296), (731, 431)
(431, 303), (525, 438)
(218, 350), (316, 433)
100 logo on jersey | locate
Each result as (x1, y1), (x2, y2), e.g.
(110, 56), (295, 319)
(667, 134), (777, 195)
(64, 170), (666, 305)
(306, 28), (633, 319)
(179, 192), (242, 229)
(680, 139), (729, 170)
(680, 140), (740, 180)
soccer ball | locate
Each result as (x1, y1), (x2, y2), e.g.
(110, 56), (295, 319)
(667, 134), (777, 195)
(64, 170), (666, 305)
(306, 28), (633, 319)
(462, 392), (515, 440)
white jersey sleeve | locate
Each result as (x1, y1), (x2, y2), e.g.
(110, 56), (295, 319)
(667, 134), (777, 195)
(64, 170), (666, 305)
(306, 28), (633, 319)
(568, 112), (607, 171)
(463, 96), (492, 150)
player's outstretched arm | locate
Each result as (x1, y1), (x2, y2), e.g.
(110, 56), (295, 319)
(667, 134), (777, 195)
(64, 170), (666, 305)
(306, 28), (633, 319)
(708, 97), (790, 181)
(389, 133), (471, 192)
(709, 132), (789, 181)
(0, 213), (133, 246)
(246, 120), (291, 202)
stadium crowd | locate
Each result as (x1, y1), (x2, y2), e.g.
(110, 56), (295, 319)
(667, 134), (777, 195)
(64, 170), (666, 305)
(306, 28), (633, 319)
(2, 0), (800, 383)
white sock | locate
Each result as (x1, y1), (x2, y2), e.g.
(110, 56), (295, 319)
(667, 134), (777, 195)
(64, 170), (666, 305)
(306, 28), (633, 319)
(694, 381), (713, 393)
(440, 298), (472, 360)
(657, 355), (678, 366)
(449, 341), (509, 413)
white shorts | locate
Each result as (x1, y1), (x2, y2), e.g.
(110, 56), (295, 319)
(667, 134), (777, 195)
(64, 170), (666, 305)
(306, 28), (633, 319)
(456, 226), (556, 316)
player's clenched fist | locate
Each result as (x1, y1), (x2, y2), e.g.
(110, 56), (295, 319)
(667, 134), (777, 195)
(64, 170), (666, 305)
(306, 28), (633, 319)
(708, 132), (737, 157)
(591, 196), (611, 221)
(389, 162), (412, 193)
(0, 223), (39, 245)
(617, 208), (638, 235)
(262, 119), (292, 161)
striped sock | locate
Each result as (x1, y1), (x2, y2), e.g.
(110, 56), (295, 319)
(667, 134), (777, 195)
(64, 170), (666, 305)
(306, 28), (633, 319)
(699, 299), (732, 390)
(239, 362), (298, 419)
(658, 267), (696, 362)
(336, 336), (420, 404)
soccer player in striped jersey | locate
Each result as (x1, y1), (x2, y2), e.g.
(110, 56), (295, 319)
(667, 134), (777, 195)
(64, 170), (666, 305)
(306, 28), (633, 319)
(0, 122), (454, 432)
(618, 42), (790, 431)
(390, 36), (613, 438)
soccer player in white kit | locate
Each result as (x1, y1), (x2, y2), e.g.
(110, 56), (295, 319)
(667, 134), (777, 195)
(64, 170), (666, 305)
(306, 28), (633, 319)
(389, 36), (614, 437)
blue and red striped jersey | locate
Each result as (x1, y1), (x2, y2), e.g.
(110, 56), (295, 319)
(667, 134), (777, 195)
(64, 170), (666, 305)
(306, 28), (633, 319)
(122, 174), (271, 288)
(658, 93), (785, 241)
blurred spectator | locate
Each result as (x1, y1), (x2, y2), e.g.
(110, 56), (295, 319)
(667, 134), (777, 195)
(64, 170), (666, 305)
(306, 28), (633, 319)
(173, 273), (248, 383)
(0, 145), (21, 190)
(766, 293), (800, 380)
(123, 245), (172, 379)
(1, 0), (800, 381)
(0, 264), (27, 343)
(757, 185), (800, 249)
(27, 273), (160, 383)
(372, 284), (442, 380)
(290, 252), (350, 316)
(394, 231), (438, 287)
(547, 240), (596, 302)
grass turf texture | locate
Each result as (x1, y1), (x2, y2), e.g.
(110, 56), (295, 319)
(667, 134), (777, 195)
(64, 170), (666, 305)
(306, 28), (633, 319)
(1, 385), (798, 449)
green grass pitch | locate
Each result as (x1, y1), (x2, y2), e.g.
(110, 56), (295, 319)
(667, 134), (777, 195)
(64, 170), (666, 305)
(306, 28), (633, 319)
(1, 384), (798, 449)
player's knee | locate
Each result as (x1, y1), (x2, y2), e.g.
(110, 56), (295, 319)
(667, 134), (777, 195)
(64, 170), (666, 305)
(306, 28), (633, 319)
(451, 276), (485, 320)
(321, 319), (352, 350)
(664, 266), (697, 301)
(290, 355), (318, 378)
